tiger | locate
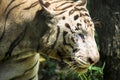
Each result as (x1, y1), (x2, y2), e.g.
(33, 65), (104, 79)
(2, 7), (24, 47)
(0, 0), (99, 80)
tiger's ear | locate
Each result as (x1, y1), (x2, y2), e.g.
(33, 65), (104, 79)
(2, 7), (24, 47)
(39, 0), (51, 8)
(76, 0), (87, 7)
(39, 0), (63, 16)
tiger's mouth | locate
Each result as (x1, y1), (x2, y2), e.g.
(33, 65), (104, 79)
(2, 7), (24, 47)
(63, 57), (91, 74)
(75, 67), (88, 74)
(73, 60), (90, 74)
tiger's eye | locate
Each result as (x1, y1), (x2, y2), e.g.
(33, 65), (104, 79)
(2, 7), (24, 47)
(79, 34), (85, 42)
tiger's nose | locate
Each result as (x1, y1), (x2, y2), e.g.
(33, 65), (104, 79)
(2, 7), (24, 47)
(87, 52), (100, 65)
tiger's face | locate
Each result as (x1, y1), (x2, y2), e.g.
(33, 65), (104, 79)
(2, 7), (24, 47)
(39, 0), (99, 74)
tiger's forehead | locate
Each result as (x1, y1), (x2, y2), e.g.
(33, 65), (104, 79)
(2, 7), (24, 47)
(40, 0), (88, 16)
(54, 8), (94, 35)
(40, 0), (74, 7)
(41, 0), (94, 33)
(54, 6), (88, 18)
(40, 0), (86, 7)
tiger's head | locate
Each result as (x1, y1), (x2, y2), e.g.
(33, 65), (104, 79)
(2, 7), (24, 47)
(39, 0), (99, 74)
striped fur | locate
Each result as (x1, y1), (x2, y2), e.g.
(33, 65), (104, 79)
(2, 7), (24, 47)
(0, 0), (99, 80)
(0, 0), (41, 80)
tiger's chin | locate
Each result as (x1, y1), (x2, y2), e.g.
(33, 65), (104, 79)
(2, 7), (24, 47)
(75, 67), (88, 74)
(40, 50), (91, 75)
(63, 58), (91, 75)
(66, 63), (90, 75)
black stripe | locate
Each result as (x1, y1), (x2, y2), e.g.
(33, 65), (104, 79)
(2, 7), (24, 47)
(10, 74), (23, 80)
(69, 9), (75, 15)
(69, 7), (87, 16)
(0, 2), (26, 42)
(51, 0), (63, 4)
(54, 10), (67, 16)
(5, 2), (26, 23)
(4, 0), (16, 14)
(43, 2), (51, 8)
(15, 57), (28, 63)
(24, 60), (39, 73)
(65, 23), (70, 29)
(71, 36), (76, 44)
(39, 0), (62, 7)
(63, 40), (74, 49)
(10, 74), (36, 80)
(75, 7), (87, 12)
(65, 23), (74, 33)
(56, 51), (64, 62)
(79, 33), (85, 42)
(59, 5), (73, 10)
(10, 60), (38, 80)
(63, 31), (68, 37)
(84, 13), (89, 16)
(29, 75), (36, 80)
(0, 24), (5, 42)
(4, 26), (27, 60)
(56, 1), (73, 9)
(46, 33), (51, 44)
(63, 31), (68, 45)
(51, 26), (60, 49)
(63, 31), (74, 49)
(77, 23), (82, 27)
(63, 32), (79, 53)
(73, 48), (79, 53)
(74, 14), (79, 20)
(24, 1), (39, 10)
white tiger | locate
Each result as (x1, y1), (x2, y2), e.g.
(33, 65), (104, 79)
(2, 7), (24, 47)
(0, 0), (99, 80)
